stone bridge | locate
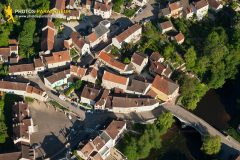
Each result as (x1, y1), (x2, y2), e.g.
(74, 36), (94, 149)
(162, 103), (240, 153)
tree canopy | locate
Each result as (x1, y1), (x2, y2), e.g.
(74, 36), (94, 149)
(19, 19), (36, 58)
(121, 112), (174, 160)
(201, 135), (221, 155)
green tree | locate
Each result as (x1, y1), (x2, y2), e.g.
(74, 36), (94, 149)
(123, 137), (138, 160)
(137, 130), (152, 159)
(156, 112), (175, 132)
(184, 46), (197, 70)
(19, 19), (36, 57)
(201, 135), (221, 155)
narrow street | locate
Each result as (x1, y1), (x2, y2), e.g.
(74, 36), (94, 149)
(27, 76), (86, 119)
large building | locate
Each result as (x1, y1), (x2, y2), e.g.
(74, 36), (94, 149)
(0, 80), (48, 101)
(105, 96), (159, 113)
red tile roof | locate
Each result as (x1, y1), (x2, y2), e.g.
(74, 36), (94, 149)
(43, 50), (71, 64)
(9, 63), (35, 73)
(151, 75), (179, 95)
(160, 21), (173, 30)
(80, 142), (95, 158)
(41, 27), (55, 51)
(193, 0), (208, 10)
(26, 85), (44, 96)
(102, 71), (128, 85)
(169, 1), (182, 11)
(0, 80), (28, 91)
(105, 120), (126, 139)
(9, 39), (18, 45)
(0, 48), (10, 58)
(92, 136), (105, 151)
(115, 24), (141, 43)
(94, 1), (112, 11)
(87, 32), (98, 43)
(98, 51), (126, 70)
(208, 0), (221, 9)
(131, 52), (146, 66)
(174, 32), (184, 43)
(70, 65), (87, 78)
(149, 61), (166, 75)
(34, 58), (44, 68)
(70, 32), (85, 49)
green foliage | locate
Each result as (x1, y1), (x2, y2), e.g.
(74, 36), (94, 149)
(201, 135), (221, 155)
(0, 64), (8, 76)
(122, 137), (138, 160)
(19, 19), (36, 58)
(177, 74), (208, 110)
(184, 46), (197, 70)
(112, 0), (124, 13)
(139, 22), (165, 53)
(123, 57), (130, 64)
(34, 0), (50, 10)
(0, 23), (13, 47)
(0, 96), (7, 143)
(156, 111), (175, 133)
(70, 49), (78, 57)
(163, 44), (175, 59)
(74, 80), (83, 90)
(123, 8), (137, 18)
(120, 112), (174, 159)
(53, 19), (62, 30)
(111, 46), (120, 56)
(227, 128), (240, 143)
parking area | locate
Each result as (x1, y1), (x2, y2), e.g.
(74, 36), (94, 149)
(29, 101), (76, 159)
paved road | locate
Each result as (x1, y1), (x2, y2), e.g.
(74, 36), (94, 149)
(163, 103), (240, 152)
(27, 76), (86, 120)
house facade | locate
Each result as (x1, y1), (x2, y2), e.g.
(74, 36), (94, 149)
(106, 96), (159, 113)
(191, 0), (209, 20)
